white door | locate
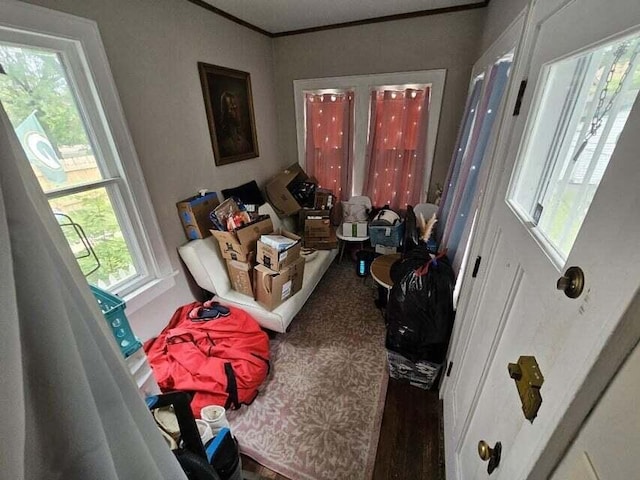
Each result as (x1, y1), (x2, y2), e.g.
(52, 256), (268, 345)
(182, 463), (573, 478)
(443, 0), (640, 478)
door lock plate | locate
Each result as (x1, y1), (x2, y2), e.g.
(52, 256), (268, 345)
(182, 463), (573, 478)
(508, 356), (544, 422)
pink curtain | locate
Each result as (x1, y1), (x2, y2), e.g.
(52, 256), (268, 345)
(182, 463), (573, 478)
(305, 92), (354, 201)
(363, 88), (430, 210)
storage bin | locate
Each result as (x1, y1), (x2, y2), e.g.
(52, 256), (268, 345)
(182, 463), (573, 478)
(90, 285), (141, 358)
(386, 349), (441, 390)
(125, 345), (161, 397)
(369, 222), (405, 247)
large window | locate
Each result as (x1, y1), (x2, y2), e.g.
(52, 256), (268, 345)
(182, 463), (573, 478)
(294, 71), (445, 206)
(0, 2), (174, 308)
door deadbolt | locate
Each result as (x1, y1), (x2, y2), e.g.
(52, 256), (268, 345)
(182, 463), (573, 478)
(478, 440), (501, 474)
(557, 266), (585, 299)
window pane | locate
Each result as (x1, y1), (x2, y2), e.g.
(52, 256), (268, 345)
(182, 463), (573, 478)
(49, 188), (138, 289)
(0, 43), (103, 193)
(510, 33), (640, 261)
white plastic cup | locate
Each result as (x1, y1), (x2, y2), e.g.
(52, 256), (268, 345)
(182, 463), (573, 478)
(200, 405), (231, 436)
(195, 419), (213, 446)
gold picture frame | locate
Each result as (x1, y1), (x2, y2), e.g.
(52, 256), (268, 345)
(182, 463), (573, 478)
(198, 62), (259, 166)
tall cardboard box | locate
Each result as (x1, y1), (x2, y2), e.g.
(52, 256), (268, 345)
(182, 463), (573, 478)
(256, 230), (302, 271)
(226, 256), (255, 298)
(254, 257), (305, 311)
(211, 216), (273, 262)
(176, 192), (220, 240)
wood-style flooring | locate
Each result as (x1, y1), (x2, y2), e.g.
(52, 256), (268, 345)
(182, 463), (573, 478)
(241, 378), (444, 479)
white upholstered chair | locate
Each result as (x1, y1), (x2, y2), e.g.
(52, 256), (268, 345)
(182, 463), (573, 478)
(336, 195), (372, 263)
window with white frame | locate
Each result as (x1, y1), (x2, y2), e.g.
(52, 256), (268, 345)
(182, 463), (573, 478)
(0, 2), (174, 307)
(294, 71), (445, 205)
(509, 31), (640, 266)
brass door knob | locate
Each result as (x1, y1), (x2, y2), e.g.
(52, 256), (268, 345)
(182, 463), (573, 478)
(557, 266), (585, 299)
(478, 440), (502, 474)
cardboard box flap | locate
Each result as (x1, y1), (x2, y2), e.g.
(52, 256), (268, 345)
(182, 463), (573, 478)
(265, 163), (315, 216)
(210, 215), (273, 257)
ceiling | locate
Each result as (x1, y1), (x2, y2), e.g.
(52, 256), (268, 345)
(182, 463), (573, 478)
(197, 0), (487, 36)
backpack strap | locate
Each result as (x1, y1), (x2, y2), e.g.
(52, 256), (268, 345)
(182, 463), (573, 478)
(224, 363), (240, 409)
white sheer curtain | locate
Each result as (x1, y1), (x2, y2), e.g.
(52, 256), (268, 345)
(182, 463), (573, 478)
(0, 102), (186, 479)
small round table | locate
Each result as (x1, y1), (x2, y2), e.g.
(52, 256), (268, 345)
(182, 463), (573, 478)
(370, 253), (401, 307)
(335, 230), (370, 263)
(370, 253), (402, 289)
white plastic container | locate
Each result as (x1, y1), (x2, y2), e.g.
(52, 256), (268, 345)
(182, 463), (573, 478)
(200, 405), (230, 436)
(125, 345), (161, 397)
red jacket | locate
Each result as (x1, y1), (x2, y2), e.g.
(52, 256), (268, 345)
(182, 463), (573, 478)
(145, 302), (270, 417)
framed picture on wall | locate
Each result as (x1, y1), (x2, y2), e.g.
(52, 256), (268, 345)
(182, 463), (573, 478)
(198, 62), (259, 166)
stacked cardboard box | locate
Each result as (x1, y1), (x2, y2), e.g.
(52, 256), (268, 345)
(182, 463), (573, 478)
(255, 230), (305, 310)
(300, 209), (338, 250)
(210, 216), (273, 298)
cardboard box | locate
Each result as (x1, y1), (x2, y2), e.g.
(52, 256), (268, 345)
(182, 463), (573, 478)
(211, 216), (273, 262)
(265, 163), (315, 216)
(304, 227), (338, 250)
(342, 222), (368, 238)
(375, 244), (398, 255)
(254, 257), (305, 311)
(305, 218), (332, 238)
(256, 230), (302, 271)
(176, 192), (220, 240)
(313, 188), (334, 210)
(298, 209), (330, 222)
(226, 257), (255, 298)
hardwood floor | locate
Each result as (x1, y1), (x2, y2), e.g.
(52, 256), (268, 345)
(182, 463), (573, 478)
(240, 378), (444, 479)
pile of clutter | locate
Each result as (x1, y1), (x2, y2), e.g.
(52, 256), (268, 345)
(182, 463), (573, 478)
(208, 197), (305, 311)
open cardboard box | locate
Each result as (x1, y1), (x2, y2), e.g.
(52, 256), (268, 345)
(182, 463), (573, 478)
(256, 229), (302, 271)
(265, 163), (316, 217)
(210, 215), (273, 262)
(254, 257), (305, 311)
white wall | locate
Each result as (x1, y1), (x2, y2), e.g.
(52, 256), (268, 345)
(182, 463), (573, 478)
(478, 0), (530, 55)
(20, 0), (281, 340)
(273, 9), (486, 201)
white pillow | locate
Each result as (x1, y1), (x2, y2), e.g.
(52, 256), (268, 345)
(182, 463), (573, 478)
(342, 202), (368, 223)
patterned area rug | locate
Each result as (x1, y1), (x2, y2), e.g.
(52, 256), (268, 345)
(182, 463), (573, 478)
(227, 261), (388, 480)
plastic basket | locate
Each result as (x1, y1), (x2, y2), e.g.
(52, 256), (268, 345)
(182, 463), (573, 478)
(90, 285), (141, 358)
(369, 222), (405, 247)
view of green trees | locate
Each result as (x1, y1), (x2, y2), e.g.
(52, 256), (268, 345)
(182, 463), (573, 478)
(0, 46), (86, 148)
(1, 43), (136, 288)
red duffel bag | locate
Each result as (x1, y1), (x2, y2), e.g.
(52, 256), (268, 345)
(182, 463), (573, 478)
(145, 301), (270, 417)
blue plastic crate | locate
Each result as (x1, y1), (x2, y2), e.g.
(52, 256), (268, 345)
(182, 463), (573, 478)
(90, 285), (141, 358)
(369, 222), (405, 247)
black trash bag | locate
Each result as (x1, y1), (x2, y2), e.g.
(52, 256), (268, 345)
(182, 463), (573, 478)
(403, 205), (420, 254)
(385, 253), (455, 364)
(390, 244), (432, 284)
